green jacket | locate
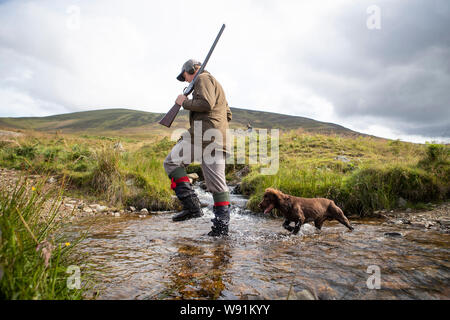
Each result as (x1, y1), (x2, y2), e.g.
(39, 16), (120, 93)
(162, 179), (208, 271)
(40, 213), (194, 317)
(182, 70), (232, 154)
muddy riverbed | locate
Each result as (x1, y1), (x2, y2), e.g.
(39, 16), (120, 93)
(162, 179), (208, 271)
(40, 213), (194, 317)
(64, 185), (449, 300)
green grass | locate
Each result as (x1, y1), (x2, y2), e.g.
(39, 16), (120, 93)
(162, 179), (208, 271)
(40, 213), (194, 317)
(0, 129), (448, 217)
(242, 134), (449, 217)
(0, 178), (86, 299)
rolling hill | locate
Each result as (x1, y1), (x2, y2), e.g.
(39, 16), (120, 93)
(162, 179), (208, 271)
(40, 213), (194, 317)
(0, 107), (363, 136)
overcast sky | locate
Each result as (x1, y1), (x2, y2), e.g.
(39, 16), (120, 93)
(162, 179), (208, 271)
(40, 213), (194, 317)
(0, 0), (449, 143)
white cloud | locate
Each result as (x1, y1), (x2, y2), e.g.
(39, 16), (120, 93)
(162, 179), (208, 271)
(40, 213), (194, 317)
(0, 0), (448, 143)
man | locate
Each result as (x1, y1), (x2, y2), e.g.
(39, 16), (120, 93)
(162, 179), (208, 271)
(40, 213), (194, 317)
(163, 59), (232, 237)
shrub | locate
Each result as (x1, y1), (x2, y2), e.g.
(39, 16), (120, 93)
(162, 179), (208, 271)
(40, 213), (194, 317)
(15, 144), (37, 159)
(343, 166), (443, 216)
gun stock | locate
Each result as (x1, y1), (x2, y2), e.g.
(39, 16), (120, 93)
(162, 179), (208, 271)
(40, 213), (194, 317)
(158, 103), (181, 128)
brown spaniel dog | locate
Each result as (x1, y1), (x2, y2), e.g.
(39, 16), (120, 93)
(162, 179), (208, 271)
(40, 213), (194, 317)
(258, 188), (354, 234)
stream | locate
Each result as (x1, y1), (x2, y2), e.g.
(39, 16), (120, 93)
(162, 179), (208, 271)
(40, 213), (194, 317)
(65, 185), (450, 300)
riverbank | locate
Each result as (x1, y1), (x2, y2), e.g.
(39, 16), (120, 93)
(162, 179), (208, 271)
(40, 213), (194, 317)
(0, 169), (84, 299)
(1, 167), (449, 233)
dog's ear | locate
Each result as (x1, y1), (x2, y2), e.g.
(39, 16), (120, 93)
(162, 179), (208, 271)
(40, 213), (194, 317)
(265, 188), (286, 202)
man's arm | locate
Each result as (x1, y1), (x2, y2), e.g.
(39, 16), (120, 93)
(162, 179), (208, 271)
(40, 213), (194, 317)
(182, 76), (215, 112)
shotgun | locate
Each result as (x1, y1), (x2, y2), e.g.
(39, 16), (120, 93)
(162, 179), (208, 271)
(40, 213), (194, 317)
(158, 24), (226, 127)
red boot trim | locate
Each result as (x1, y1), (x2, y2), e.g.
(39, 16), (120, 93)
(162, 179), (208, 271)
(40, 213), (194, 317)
(170, 176), (190, 189)
(214, 201), (230, 207)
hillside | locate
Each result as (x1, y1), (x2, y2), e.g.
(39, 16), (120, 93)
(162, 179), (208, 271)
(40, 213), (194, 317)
(0, 108), (362, 136)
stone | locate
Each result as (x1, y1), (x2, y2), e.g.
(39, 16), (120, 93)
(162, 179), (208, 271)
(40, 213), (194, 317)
(406, 208), (412, 213)
(64, 203), (74, 209)
(397, 197), (407, 207)
(294, 289), (316, 300)
(424, 222), (434, 229)
(83, 207), (93, 213)
(113, 142), (125, 152)
(437, 219), (450, 227)
(384, 232), (402, 237)
(48, 177), (57, 183)
(231, 183), (241, 194)
(335, 155), (350, 162)
(129, 206), (136, 212)
(396, 218), (411, 224)
(140, 208), (149, 214)
(113, 212), (120, 217)
(96, 205), (108, 212)
(187, 173), (199, 181)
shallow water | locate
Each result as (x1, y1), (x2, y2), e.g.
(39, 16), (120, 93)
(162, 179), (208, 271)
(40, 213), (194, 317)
(65, 185), (450, 300)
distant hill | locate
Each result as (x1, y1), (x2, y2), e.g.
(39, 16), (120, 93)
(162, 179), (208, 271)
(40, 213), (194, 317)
(0, 107), (363, 136)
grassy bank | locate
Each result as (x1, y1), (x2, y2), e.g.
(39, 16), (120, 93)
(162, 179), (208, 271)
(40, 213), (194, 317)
(0, 130), (448, 216)
(0, 178), (85, 299)
(0, 132), (177, 211)
(242, 131), (449, 216)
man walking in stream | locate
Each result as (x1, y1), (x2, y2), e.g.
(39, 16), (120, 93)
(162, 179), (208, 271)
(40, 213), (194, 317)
(163, 59), (232, 237)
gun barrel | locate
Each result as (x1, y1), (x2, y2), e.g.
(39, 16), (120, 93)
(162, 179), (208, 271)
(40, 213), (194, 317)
(158, 24), (226, 127)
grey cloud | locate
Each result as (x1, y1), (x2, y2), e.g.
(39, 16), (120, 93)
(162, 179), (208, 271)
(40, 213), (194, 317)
(287, 0), (450, 138)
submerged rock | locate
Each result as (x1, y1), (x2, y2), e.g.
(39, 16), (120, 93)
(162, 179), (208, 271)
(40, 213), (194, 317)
(187, 173), (199, 183)
(288, 289), (316, 300)
(384, 232), (402, 237)
(231, 183), (242, 194)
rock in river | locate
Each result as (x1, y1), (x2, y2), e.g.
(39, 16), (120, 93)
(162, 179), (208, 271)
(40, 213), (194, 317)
(384, 232), (402, 237)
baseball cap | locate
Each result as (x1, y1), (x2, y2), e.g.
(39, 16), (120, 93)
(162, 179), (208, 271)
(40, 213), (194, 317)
(176, 59), (202, 81)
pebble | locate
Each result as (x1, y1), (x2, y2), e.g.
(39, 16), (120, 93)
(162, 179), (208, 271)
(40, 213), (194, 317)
(290, 289), (316, 300)
(95, 205), (108, 212)
(48, 177), (57, 183)
(83, 207), (93, 213)
(424, 222), (434, 229)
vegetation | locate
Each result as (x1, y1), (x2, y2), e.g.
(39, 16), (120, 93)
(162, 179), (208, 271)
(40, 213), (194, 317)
(0, 113), (448, 217)
(0, 178), (85, 299)
(0, 109), (448, 300)
(0, 133), (176, 211)
(242, 131), (449, 216)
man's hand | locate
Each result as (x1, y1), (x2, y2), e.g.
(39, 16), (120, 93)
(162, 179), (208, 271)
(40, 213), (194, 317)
(175, 94), (187, 106)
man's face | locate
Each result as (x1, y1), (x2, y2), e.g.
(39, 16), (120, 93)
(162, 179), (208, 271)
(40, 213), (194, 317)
(183, 70), (196, 83)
